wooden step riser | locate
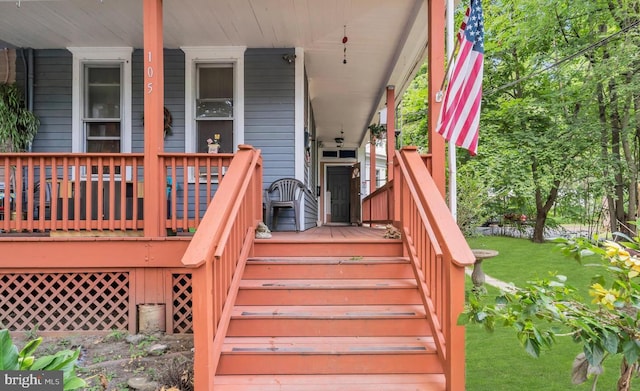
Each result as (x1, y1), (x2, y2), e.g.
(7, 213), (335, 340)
(217, 353), (442, 375)
(227, 318), (432, 337)
(243, 263), (414, 279)
(253, 242), (403, 258)
(214, 374), (446, 391)
(236, 288), (422, 305)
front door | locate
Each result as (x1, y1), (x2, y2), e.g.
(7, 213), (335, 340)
(327, 166), (350, 223)
(350, 163), (361, 225)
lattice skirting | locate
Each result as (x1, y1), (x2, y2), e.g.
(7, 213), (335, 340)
(0, 270), (194, 333)
(0, 271), (130, 332)
(171, 273), (192, 333)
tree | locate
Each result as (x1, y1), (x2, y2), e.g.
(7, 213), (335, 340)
(477, 0), (597, 242)
(400, 64), (429, 151)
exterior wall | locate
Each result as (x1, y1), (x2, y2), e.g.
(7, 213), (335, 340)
(244, 48), (295, 185)
(31, 49), (73, 152)
(244, 48), (300, 231)
(23, 47), (313, 231)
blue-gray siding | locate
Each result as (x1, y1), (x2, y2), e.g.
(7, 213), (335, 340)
(31, 50), (72, 152)
(245, 48), (300, 231)
(23, 47), (317, 231)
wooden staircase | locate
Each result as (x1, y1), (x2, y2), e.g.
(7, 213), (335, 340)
(213, 240), (446, 390)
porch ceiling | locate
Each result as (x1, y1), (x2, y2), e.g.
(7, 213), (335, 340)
(0, 0), (431, 146)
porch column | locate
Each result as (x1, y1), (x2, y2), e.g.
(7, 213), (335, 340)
(370, 134), (376, 193)
(385, 86), (395, 182)
(428, 0), (447, 197)
(143, 0), (165, 237)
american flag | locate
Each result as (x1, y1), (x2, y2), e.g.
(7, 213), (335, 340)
(435, 0), (485, 155)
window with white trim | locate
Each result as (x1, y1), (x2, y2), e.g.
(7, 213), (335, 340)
(84, 64), (122, 153)
(182, 46), (245, 156)
(69, 47), (132, 156)
(196, 64), (234, 153)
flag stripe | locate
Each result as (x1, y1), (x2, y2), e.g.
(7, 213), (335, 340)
(435, 0), (484, 156)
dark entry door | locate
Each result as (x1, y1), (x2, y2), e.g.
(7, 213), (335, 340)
(327, 166), (350, 223)
(350, 163), (361, 225)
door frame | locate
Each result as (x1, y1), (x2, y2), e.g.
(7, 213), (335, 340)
(320, 162), (357, 225)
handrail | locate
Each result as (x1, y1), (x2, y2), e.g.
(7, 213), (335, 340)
(180, 145), (262, 391)
(394, 146), (474, 391)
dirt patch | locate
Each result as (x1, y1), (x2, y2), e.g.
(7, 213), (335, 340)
(13, 332), (194, 391)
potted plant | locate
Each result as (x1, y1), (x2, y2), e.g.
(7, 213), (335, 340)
(0, 83), (39, 152)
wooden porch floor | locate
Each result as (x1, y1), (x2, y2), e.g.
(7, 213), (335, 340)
(269, 225), (388, 240)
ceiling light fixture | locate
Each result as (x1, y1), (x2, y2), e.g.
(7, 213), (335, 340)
(335, 128), (345, 148)
(282, 54), (296, 64)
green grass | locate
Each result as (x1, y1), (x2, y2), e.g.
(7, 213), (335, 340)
(464, 236), (637, 391)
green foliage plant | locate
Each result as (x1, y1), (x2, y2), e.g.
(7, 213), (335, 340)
(0, 329), (86, 390)
(0, 83), (39, 152)
(456, 163), (490, 237)
(460, 234), (640, 391)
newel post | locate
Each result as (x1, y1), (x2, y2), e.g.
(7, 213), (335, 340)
(143, 0), (165, 237)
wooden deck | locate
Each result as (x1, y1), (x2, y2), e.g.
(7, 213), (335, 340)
(269, 225), (388, 240)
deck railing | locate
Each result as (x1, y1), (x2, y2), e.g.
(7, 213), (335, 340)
(394, 147), (474, 391)
(180, 145), (262, 390)
(361, 182), (393, 225)
(161, 153), (234, 233)
(0, 152), (233, 234)
(362, 153), (431, 226)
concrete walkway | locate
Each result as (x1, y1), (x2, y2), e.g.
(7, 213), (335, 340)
(465, 267), (517, 292)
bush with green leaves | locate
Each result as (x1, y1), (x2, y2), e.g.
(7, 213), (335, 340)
(0, 329), (86, 390)
(455, 164), (491, 237)
(459, 234), (640, 391)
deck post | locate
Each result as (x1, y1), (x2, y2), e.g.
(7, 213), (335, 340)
(428, 0), (447, 198)
(143, 0), (165, 237)
(370, 133), (377, 194)
(386, 86), (396, 182)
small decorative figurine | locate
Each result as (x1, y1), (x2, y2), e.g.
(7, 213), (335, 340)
(207, 134), (220, 153)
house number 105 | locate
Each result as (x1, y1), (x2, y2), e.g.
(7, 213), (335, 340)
(147, 51), (154, 94)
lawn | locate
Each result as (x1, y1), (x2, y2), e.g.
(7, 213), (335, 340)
(464, 235), (638, 391)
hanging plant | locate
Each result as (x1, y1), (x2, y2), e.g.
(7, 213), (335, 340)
(368, 123), (386, 140)
(0, 83), (39, 152)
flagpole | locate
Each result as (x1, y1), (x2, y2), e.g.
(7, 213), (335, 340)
(446, 0), (457, 221)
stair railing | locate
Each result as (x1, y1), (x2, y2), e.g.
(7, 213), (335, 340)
(394, 146), (475, 391)
(181, 145), (263, 391)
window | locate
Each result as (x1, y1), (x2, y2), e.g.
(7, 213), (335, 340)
(84, 65), (122, 153)
(195, 64), (234, 153)
(69, 47), (132, 156)
(182, 47), (245, 156)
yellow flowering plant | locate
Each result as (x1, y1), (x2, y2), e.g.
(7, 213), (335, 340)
(460, 233), (640, 391)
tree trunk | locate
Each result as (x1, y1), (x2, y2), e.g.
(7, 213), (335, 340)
(532, 156), (560, 243)
(597, 80), (617, 233)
